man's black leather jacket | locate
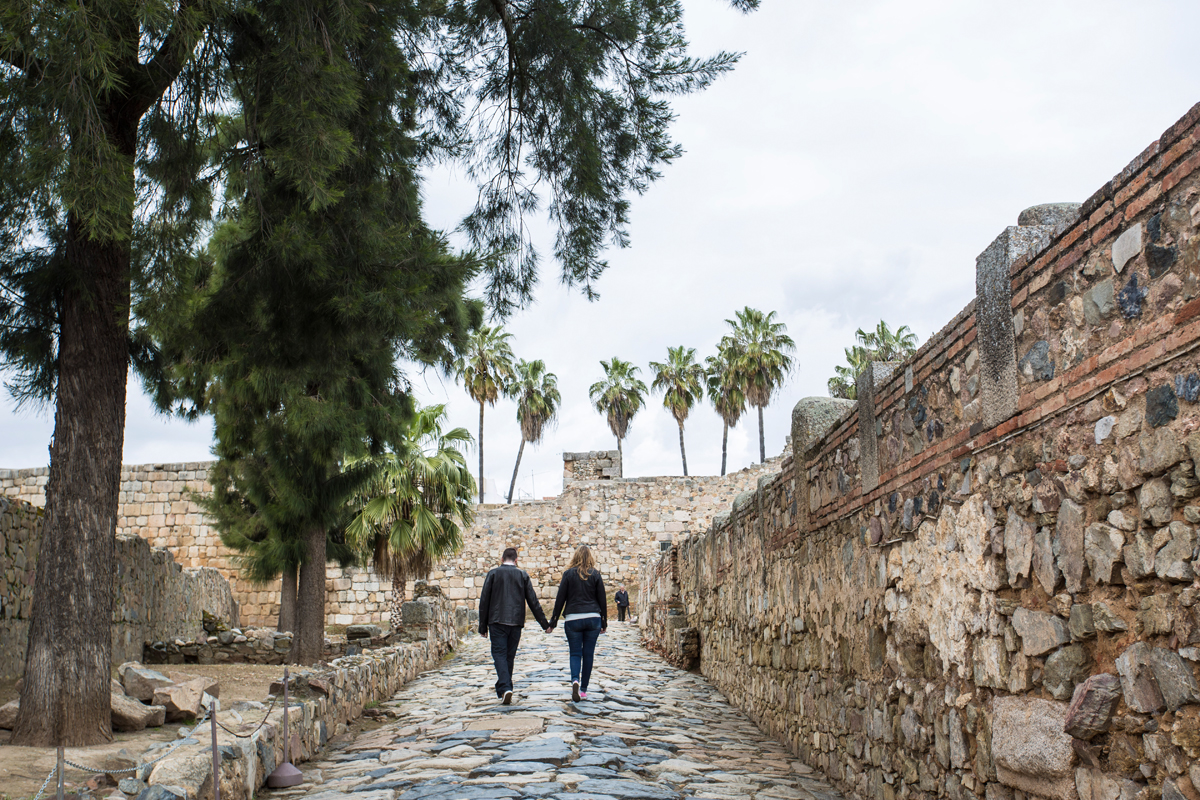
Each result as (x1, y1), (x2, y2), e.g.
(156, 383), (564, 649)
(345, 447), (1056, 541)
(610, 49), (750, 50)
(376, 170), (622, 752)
(478, 564), (548, 634)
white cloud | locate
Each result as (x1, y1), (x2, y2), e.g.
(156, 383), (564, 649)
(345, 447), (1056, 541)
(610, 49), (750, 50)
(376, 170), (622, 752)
(5, 0), (1200, 507)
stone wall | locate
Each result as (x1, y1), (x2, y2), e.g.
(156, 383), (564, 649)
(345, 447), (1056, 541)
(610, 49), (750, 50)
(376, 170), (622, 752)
(427, 454), (788, 612)
(1, 449), (785, 627)
(141, 591), (461, 800)
(563, 449), (623, 485)
(0, 497), (238, 679)
(641, 104), (1200, 800)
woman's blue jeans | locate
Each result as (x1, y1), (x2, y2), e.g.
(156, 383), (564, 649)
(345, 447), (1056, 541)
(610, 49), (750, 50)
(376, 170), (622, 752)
(563, 617), (602, 692)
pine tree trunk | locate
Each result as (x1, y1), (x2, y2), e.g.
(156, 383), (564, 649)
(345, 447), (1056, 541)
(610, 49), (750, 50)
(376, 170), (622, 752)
(507, 438), (526, 503)
(293, 525), (327, 664)
(757, 404), (766, 463)
(13, 209), (132, 746)
(721, 422), (729, 477)
(677, 422), (688, 477)
(478, 400), (485, 504)
(278, 563), (298, 633)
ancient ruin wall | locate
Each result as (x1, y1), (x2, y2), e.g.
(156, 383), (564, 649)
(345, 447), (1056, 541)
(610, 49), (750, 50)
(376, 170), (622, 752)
(0, 497), (238, 679)
(642, 104), (1200, 800)
(1, 451), (784, 626)
(428, 457), (785, 611)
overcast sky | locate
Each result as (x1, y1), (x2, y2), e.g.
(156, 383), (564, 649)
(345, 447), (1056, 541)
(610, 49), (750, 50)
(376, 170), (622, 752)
(4, 0), (1200, 502)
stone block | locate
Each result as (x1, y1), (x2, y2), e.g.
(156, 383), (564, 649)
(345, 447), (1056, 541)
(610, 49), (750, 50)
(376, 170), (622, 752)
(1044, 644), (1089, 700)
(111, 692), (165, 732)
(1083, 524), (1124, 584)
(1012, 607), (1070, 656)
(992, 696), (1077, 800)
(1111, 223), (1142, 272)
(1064, 674), (1121, 740)
(1115, 642), (1164, 713)
(122, 664), (174, 702)
(1075, 768), (1140, 800)
(0, 699), (17, 730)
(401, 601), (434, 626)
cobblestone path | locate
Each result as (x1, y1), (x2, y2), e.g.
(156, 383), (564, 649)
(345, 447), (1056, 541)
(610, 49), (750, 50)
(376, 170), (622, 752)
(264, 625), (845, 800)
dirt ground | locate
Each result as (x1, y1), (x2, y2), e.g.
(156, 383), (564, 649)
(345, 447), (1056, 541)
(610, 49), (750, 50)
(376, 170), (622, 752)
(0, 663), (289, 800)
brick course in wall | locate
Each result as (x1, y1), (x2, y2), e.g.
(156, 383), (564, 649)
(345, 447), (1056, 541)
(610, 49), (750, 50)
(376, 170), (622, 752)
(641, 103), (1200, 800)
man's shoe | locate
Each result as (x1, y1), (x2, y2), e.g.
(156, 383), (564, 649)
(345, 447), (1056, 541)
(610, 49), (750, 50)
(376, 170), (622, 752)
(502, 690), (513, 706)
(571, 681), (580, 702)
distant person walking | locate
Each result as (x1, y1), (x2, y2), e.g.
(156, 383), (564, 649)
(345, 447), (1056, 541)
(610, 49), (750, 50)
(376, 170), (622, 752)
(615, 585), (630, 622)
(547, 545), (607, 701)
(478, 547), (550, 705)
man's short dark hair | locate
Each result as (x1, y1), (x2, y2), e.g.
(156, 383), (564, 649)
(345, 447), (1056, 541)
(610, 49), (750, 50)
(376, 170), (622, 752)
(502, 547), (518, 563)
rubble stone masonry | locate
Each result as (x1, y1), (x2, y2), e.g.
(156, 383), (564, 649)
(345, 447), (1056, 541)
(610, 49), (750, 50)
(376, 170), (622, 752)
(0, 453), (785, 627)
(0, 497), (237, 679)
(641, 104), (1200, 800)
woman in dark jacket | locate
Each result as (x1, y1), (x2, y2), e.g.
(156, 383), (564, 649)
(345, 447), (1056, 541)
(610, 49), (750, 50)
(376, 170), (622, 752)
(547, 544), (607, 701)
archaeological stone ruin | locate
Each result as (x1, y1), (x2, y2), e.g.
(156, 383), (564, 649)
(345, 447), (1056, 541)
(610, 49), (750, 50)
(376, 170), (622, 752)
(640, 104), (1200, 800)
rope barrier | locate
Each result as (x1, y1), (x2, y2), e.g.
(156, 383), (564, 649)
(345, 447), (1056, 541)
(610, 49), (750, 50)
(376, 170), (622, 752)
(31, 684), (284, 799)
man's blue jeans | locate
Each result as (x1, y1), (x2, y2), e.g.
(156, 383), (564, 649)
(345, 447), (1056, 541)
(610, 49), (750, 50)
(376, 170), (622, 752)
(489, 624), (522, 698)
(563, 617), (602, 692)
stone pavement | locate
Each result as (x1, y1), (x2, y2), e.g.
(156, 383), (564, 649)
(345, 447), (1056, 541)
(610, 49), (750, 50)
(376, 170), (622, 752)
(262, 624), (846, 800)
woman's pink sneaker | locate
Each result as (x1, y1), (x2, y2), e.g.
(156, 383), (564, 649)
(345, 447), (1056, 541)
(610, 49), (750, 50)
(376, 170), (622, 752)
(579, 691), (588, 699)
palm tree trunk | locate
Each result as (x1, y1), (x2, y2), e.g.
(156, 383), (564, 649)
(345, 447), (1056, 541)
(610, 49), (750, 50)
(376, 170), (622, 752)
(677, 422), (688, 476)
(293, 524), (326, 664)
(507, 438), (526, 503)
(757, 404), (766, 463)
(617, 436), (623, 457)
(721, 422), (729, 476)
(390, 565), (405, 628)
(278, 563), (298, 633)
(478, 400), (485, 504)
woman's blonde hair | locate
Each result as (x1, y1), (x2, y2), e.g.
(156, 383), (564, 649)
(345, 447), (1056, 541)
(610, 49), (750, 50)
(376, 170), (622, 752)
(567, 545), (596, 579)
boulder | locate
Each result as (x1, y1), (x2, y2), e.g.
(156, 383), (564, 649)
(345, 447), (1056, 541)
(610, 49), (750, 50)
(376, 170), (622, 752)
(1156, 522), (1197, 582)
(122, 665), (174, 702)
(167, 674), (219, 699)
(154, 680), (206, 722)
(0, 699), (18, 730)
(111, 692), (165, 732)
(1064, 674), (1121, 740)
(1149, 647), (1200, 709)
(992, 696), (1077, 800)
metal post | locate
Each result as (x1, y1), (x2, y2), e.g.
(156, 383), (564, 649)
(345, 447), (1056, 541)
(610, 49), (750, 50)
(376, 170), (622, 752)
(56, 745), (64, 800)
(267, 666), (302, 787)
(282, 668), (290, 765)
(209, 699), (221, 800)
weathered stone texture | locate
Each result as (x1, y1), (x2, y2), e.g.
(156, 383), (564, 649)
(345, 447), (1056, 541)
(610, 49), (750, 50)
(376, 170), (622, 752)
(640, 103), (1200, 800)
(0, 497), (237, 679)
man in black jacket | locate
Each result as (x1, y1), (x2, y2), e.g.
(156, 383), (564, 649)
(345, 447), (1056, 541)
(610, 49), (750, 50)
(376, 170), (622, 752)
(615, 585), (630, 622)
(478, 547), (549, 704)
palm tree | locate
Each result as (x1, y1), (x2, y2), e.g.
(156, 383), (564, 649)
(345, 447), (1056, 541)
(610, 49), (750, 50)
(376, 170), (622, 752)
(346, 405), (476, 622)
(507, 359), (561, 503)
(455, 325), (516, 503)
(726, 307), (796, 463)
(705, 337), (747, 476)
(828, 345), (871, 400)
(857, 321), (918, 361)
(588, 358), (648, 457)
(827, 322), (919, 400)
(650, 346), (705, 476)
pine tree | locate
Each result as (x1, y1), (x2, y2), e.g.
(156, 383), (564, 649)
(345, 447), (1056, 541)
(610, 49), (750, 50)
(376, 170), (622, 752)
(650, 346), (705, 476)
(1, 0), (758, 740)
(154, 0), (481, 665)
